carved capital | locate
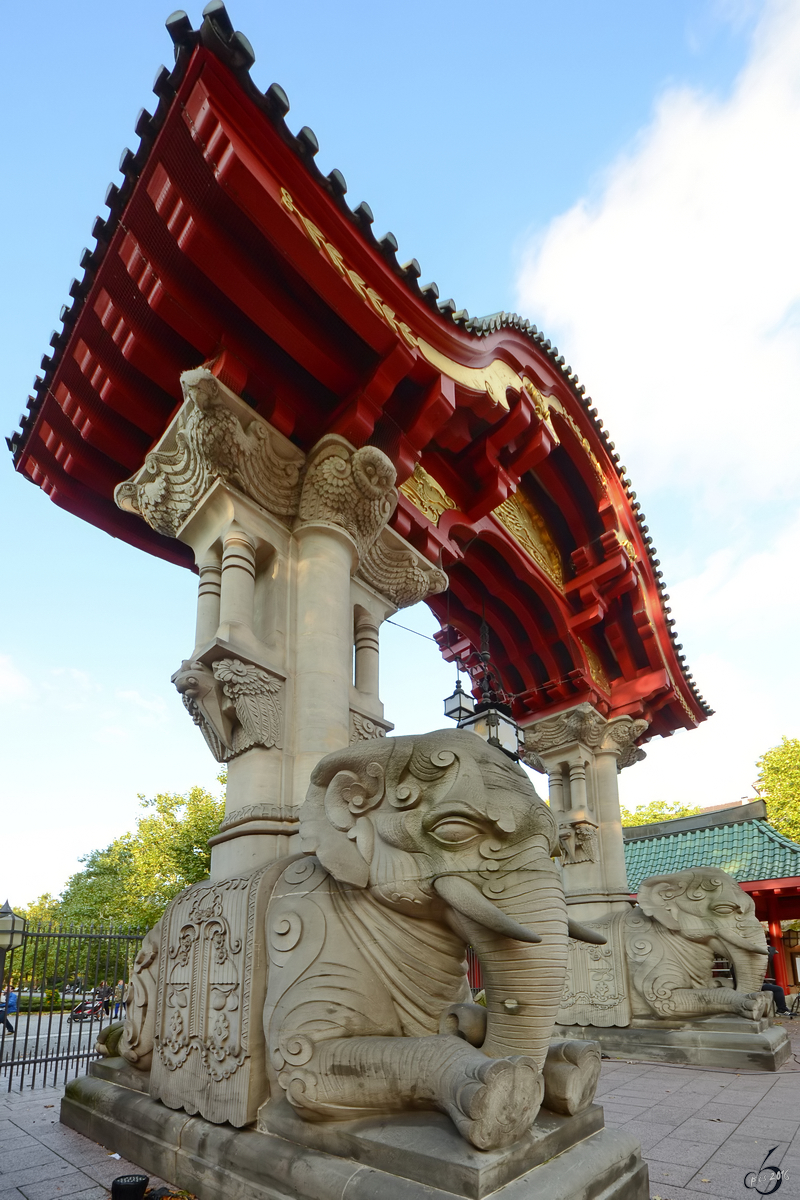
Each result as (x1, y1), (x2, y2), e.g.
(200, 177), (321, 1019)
(357, 530), (448, 608)
(173, 656), (283, 762)
(115, 368), (305, 538)
(349, 710), (394, 744)
(297, 434), (397, 561)
(523, 702), (607, 756)
(599, 716), (649, 770)
(522, 703), (648, 772)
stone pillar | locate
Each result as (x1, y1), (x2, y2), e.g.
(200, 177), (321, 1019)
(194, 545), (222, 649)
(354, 610), (380, 698)
(522, 702), (648, 922)
(293, 523), (358, 806)
(593, 748), (631, 903)
(219, 525), (257, 633)
(115, 369), (446, 877)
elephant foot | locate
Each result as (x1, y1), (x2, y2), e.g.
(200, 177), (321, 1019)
(448, 1055), (543, 1151)
(737, 992), (772, 1020)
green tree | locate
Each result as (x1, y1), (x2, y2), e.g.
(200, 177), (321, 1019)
(17, 893), (63, 926)
(619, 799), (703, 827)
(58, 774), (226, 929)
(755, 736), (800, 844)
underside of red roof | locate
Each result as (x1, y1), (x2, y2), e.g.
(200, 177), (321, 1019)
(7, 2), (710, 741)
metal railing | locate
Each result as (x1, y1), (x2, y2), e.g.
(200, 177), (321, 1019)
(0, 921), (145, 1091)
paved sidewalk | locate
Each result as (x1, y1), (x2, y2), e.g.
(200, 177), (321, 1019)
(598, 1013), (800, 1200)
(0, 1015), (797, 1200)
(0, 1086), (171, 1199)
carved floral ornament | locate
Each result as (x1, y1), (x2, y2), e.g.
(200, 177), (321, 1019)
(523, 703), (649, 771)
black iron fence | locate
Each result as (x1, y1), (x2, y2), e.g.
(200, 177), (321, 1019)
(0, 921), (145, 1091)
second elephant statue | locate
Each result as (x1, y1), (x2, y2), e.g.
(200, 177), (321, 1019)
(559, 866), (771, 1027)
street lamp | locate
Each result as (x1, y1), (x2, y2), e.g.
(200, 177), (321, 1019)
(443, 678), (475, 723)
(442, 620), (522, 761)
(457, 700), (520, 759)
(0, 901), (26, 998)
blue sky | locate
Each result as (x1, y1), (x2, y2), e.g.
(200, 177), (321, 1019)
(3, 0), (798, 906)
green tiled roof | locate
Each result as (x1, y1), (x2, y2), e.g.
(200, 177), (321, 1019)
(625, 819), (800, 893)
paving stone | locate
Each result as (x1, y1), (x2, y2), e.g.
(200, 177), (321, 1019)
(43, 1143), (115, 1169)
(18, 1171), (107, 1199)
(641, 1105), (712, 1127)
(0, 1134), (37, 1151)
(690, 1100), (755, 1122)
(737, 1115), (800, 1140)
(647, 1135), (717, 1168)
(0, 1162), (73, 1191)
(593, 1102), (650, 1124)
(81, 1157), (151, 1189)
(646, 1158), (698, 1186)
(612, 1119), (676, 1150)
(708, 1135), (788, 1169)
(0, 1147), (63, 1174)
(672, 1117), (738, 1145)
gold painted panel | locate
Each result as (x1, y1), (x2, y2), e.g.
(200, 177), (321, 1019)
(493, 490), (563, 588)
(399, 464), (457, 526)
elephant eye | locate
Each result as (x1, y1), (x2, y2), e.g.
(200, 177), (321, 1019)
(429, 819), (482, 845)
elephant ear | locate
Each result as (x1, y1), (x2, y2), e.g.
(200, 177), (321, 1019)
(637, 875), (683, 931)
(299, 758), (386, 888)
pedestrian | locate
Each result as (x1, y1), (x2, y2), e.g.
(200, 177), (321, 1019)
(113, 979), (126, 1018)
(1, 983), (18, 1034)
(97, 980), (112, 1016)
(762, 946), (793, 1017)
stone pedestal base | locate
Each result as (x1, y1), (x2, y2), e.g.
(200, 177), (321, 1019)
(61, 1066), (648, 1200)
(555, 1015), (791, 1071)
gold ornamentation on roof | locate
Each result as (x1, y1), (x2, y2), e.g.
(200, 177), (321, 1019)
(617, 532), (637, 562)
(399, 465), (457, 526)
(579, 638), (610, 693)
(556, 407), (607, 492)
(493, 490), (563, 588)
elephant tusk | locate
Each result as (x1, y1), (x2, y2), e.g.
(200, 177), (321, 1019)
(567, 918), (607, 945)
(433, 875), (542, 943)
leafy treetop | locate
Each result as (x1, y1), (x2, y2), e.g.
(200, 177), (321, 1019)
(755, 736), (800, 845)
(19, 773), (225, 931)
(619, 799), (703, 827)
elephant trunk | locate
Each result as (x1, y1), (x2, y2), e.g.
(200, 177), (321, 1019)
(726, 943), (768, 994)
(443, 858), (568, 1072)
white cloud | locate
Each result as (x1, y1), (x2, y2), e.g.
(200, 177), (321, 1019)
(517, 0), (800, 804)
(0, 655), (36, 703)
(517, 0), (800, 516)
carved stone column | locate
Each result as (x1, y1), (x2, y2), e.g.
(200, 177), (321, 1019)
(194, 546), (222, 647)
(522, 702), (648, 921)
(354, 610), (380, 697)
(292, 434), (397, 806)
(114, 368), (446, 878)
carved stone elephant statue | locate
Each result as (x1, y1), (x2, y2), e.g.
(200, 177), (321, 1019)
(120, 729), (603, 1149)
(568, 867), (771, 1024)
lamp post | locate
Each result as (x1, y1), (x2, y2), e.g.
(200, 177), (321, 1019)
(0, 901), (26, 999)
(442, 620), (522, 761)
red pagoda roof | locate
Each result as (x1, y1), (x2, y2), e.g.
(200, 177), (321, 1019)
(7, 2), (711, 742)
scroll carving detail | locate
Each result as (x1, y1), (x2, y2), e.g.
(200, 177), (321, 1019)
(298, 434), (397, 560)
(114, 369), (304, 536)
(358, 537), (448, 608)
(523, 703), (648, 771)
